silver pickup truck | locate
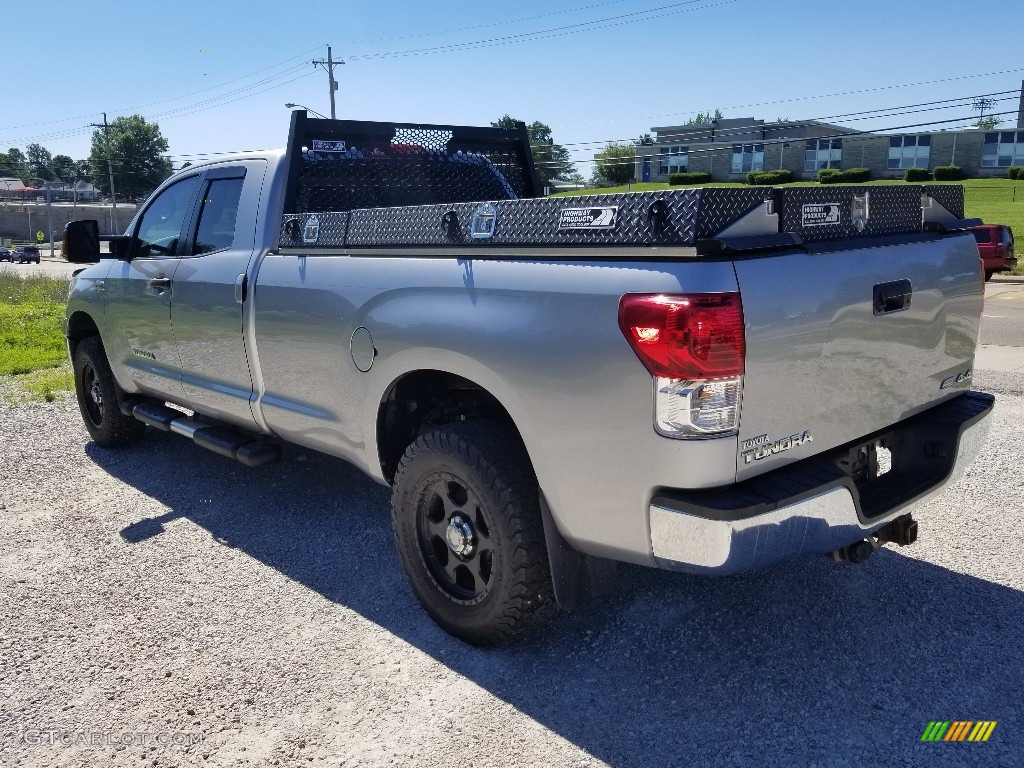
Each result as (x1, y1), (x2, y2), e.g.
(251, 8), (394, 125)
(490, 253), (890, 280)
(63, 114), (994, 645)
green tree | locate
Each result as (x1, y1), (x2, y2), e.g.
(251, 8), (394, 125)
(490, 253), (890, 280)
(51, 155), (76, 183)
(635, 133), (654, 146)
(976, 116), (1003, 129)
(491, 115), (574, 189)
(5, 147), (29, 182)
(687, 109), (724, 125)
(26, 143), (53, 181)
(88, 115), (172, 199)
(74, 159), (92, 185)
(594, 142), (635, 185)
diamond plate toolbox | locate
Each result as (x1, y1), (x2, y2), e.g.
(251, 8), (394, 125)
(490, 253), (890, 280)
(922, 184), (965, 219)
(315, 188), (770, 249)
(778, 186), (924, 243)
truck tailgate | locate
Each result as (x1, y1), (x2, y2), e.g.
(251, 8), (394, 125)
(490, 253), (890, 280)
(733, 232), (982, 480)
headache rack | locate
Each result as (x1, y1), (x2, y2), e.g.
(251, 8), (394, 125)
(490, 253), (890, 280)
(278, 114), (979, 255)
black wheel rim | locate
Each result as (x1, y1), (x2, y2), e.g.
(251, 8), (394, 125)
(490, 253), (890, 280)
(416, 472), (494, 604)
(81, 363), (103, 427)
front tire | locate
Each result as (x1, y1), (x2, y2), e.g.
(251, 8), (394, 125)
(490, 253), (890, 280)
(73, 336), (146, 448)
(391, 422), (554, 646)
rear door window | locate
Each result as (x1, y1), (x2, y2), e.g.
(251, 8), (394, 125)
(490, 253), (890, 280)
(972, 229), (991, 244)
(192, 178), (244, 255)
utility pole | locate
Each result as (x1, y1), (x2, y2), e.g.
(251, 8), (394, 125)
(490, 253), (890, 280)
(971, 97), (996, 129)
(89, 113), (119, 233)
(312, 46), (342, 119)
(45, 181), (53, 256)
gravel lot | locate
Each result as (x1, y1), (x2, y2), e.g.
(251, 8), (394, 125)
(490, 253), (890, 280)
(1, 383), (1022, 767)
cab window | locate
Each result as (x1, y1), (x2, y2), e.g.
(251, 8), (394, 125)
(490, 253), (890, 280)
(134, 176), (201, 257)
(192, 178), (244, 255)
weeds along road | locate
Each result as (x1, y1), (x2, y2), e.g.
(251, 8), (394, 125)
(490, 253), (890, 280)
(1, 378), (1023, 765)
(0, 259), (81, 280)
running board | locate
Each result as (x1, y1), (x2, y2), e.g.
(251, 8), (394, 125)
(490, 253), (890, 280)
(120, 399), (280, 467)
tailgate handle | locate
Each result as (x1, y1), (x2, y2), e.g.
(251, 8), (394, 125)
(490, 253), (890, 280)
(873, 279), (912, 316)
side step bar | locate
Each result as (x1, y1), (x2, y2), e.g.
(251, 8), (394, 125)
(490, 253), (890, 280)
(120, 399), (280, 467)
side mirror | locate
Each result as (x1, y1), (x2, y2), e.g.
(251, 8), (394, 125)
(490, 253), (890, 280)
(62, 220), (100, 263)
(108, 236), (133, 260)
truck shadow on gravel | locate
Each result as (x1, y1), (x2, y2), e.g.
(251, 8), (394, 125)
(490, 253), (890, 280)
(90, 434), (1024, 766)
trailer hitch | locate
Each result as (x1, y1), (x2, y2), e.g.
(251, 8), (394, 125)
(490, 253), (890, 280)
(873, 514), (918, 547)
(830, 514), (918, 564)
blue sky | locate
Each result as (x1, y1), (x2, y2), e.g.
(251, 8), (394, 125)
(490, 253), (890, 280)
(3, 0), (1023, 175)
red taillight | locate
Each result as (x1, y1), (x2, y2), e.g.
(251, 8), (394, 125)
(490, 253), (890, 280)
(618, 293), (745, 378)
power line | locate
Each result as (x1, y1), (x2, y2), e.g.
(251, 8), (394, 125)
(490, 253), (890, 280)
(139, 65), (313, 122)
(0, 66), (315, 147)
(5, 81), (1021, 184)
(556, 67), (1024, 129)
(5, 105), (1018, 174)
(533, 91), (1019, 156)
(0, 43), (328, 135)
(339, 0), (634, 46)
(554, 93), (1022, 155)
(537, 110), (1022, 168)
(346, 0), (736, 60)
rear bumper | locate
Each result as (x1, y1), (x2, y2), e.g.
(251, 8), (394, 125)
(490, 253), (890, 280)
(649, 391), (994, 575)
(982, 255), (1017, 272)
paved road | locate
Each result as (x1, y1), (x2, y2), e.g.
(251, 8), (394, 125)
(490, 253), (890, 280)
(982, 280), (1024, 347)
(1, 272), (1022, 768)
(0, 257), (82, 279)
(2, 392), (1023, 768)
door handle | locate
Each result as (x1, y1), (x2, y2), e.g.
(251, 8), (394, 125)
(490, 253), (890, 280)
(873, 279), (912, 316)
(234, 273), (247, 304)
(147, 277), (171, 294)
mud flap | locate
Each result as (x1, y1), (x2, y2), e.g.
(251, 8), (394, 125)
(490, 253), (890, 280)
(539, 494), (618, 611)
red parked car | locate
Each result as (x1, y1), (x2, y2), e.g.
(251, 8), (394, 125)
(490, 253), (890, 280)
(968, 224), (1016, 281)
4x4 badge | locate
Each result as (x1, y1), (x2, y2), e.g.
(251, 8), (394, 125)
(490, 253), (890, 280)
(940, 368), (972, 389)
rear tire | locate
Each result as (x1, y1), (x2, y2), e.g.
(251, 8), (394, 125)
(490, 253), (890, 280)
(391, 421), (554, 646)
(73, 336), (146, 448)
(985, 270), (995, 282)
